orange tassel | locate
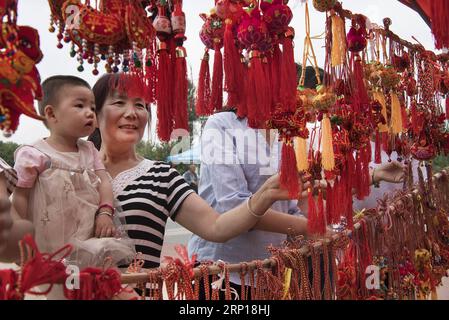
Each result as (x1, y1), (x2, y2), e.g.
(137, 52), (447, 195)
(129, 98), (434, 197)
(331, 14), (346, 67)
(373, 91), (388, 133)
(321, 114), (335, 171)
(390, 92), (403, 134)
(294, 137), (309, 172)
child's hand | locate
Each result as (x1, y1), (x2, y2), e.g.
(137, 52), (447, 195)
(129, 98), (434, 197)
(94, 214), (116, 238)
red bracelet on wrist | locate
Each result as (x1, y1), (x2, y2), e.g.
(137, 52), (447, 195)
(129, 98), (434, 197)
(98, 204), (115, 215)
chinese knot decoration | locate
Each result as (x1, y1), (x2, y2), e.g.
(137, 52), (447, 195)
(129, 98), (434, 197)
(47, 0), (189, 142)
(0, 0), (44, 136)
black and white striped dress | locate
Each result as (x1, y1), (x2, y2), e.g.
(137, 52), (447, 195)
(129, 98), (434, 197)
(112, 160), (194, 269)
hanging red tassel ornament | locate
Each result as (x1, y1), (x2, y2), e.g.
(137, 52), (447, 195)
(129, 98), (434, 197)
(174, 46), (189, 131)
(171, 0), (189, 132)
(430, 0), (449, 50)
(199, 12), (225, 114)
(267, 105), (309, 200)
(325, 182), (334, 224)
(280, 28), (297, 113)
(211, 41), (224, 112)
(260, 0), (294, 112)
(446, 97), (449, 120)
(215, 0), (245, 109)
(270, 42), (282, 108)
(64, 267), (123, 300)
(223, 18), (241, 107)
(280, 141), (299, 199)
(237, 7), (271, 126)
(0, 235), (72, 300)
(196, 49), (211, 116)
(316, 188), (326, 235)
(155, 41), (172, 141)
(307, 188), (318, 235)
(374, 130), (382, 164)
(153, 3), (174, 141)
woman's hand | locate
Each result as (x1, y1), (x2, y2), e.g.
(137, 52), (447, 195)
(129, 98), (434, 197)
(374, 161), (405, 184)
(94, 214), (116, 238)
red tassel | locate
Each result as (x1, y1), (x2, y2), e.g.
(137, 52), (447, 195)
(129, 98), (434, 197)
(325, 182), (333, 224)
(174, 46), (189, 131)
(431, 0), (449, 49)
(410, 101), (419, 136)
(307, 189), (318, 235)
(280, 30), (297, 113)
(401, 102), (408, 131)
(262, 57), (273, 115)
(156, 43), (173, 142)
(64, 267), (123, 300)
(237, 64), (249, 119)
(196, 49), (211, 116)
(247, 51), (270, 125)
(345, 154), (355, 230)
(209, 43), (223, 113)
(280, 142), (299, 199)
(355, 148), (370, 200)
(317, 189), (326, 235)
(223, 19), (241, 108)
(270, 43), (282, 108)
(331, 179), (342, 224)
(0, 235), (71, 300)
(374, 130), (382, 164)
(351, 54), (369, 113)
(446, 98), (449, 120)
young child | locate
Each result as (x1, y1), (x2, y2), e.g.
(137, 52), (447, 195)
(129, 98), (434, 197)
(12, 76), (134, 271)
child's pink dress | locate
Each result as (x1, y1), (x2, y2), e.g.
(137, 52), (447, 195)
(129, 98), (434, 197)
(14, 139), (134, 269)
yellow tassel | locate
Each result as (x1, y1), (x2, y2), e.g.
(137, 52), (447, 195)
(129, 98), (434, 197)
(373, 91), (388, 133)
(282, 268), (292, 300)
(431, 289), (438, 300)
(390, 92), (403, 134)
(331, 14), (346, 67)
(294, 137), (309, 172)
(321, 114), (335, 171)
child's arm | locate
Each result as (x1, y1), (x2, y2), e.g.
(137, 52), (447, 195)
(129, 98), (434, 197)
(94, 169), (116, 238)
(12, 187), (31, 220)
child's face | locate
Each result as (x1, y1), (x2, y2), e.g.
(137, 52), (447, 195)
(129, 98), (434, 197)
(50, 85), (96, 139)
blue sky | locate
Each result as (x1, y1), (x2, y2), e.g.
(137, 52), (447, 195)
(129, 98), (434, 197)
(2, 0), (436, 144)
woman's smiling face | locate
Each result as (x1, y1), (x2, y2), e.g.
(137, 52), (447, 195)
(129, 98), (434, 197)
(97, 91), (149, 148)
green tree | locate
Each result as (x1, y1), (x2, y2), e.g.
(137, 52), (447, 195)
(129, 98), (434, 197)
(0, 141), (20, 166)
(135, 140), (177, 162)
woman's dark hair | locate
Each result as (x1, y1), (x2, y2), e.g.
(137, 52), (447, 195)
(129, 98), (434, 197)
(88, 73), (120, 150)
